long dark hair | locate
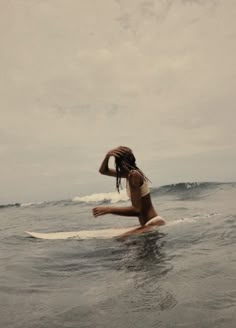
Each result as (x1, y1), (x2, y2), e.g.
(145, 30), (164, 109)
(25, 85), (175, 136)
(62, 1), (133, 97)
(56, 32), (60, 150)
(114, 147), (150, 192)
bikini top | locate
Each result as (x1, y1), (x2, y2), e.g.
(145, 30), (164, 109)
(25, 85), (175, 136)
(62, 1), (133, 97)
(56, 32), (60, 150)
(126, 179), (150, 198)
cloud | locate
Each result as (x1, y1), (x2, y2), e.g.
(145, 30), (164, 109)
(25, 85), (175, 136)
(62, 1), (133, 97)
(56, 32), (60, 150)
(0, 0), (235, 202)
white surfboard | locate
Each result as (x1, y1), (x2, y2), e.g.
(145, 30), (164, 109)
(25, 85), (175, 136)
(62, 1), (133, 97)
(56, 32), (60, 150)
(25, 226), (159, 240)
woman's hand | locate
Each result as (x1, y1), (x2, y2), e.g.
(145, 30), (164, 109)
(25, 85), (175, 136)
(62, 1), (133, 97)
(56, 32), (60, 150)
(107, 146), (130, 158)
(92, 206), (110, 217)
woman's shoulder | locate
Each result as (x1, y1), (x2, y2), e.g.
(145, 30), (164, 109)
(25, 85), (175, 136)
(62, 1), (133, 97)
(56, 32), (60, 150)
(128, 170), (144, 186)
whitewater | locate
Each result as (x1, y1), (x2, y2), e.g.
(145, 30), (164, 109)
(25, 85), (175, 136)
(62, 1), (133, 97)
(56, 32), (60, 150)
(1, 182), (236, 328)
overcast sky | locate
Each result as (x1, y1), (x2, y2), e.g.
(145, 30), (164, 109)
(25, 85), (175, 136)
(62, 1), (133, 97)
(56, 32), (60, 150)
(1, 0), (236, 203)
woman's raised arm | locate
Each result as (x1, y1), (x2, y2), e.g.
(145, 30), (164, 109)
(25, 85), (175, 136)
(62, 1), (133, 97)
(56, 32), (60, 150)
(99, 153), (117, 177)
(99, 147), (128, 177)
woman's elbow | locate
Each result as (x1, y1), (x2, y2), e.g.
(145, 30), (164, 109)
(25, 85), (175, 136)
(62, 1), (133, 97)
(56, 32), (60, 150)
(133, 206), (141, 216)
(99, 168), (106, 175)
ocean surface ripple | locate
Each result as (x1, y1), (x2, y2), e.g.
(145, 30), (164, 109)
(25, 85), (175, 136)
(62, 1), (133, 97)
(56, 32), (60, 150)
(0, 181), (236, 328)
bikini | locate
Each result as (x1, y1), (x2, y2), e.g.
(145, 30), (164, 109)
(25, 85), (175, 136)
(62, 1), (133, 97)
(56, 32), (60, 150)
(126, 177), (165, 226)
(126, 179), (150, 198)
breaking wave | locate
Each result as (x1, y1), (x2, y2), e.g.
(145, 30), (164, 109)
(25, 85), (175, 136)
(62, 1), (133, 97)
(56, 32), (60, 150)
(1, 182), (235, 209)
(72, 189), (129, 204)
(152, 182), (235, 196)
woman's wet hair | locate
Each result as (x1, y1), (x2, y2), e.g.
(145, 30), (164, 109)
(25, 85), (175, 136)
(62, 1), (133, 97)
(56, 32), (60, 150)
(114, 147), (150, 192)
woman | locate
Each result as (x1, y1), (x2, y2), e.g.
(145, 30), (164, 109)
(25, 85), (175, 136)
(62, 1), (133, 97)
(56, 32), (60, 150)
(92, 146), (165, 237)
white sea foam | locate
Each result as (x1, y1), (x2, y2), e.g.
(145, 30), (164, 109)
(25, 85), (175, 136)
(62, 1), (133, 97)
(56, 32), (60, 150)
(186, 182), (200, 189)
(21, 203), (34, 207)
(21, 201), (44, 207)
(166, 212), (221, 227)
(72, 189), (129, 204)
(167, 218), (197, 226)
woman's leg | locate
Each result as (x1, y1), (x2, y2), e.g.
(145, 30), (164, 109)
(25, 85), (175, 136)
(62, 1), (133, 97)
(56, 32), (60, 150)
(116, 216), (165, 238)
(145, 216), (166, 227)
(117, 225), (155, 238)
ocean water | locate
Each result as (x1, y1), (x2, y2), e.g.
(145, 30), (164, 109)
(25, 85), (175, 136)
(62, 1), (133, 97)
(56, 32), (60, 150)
(1, 182), (236, 328)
